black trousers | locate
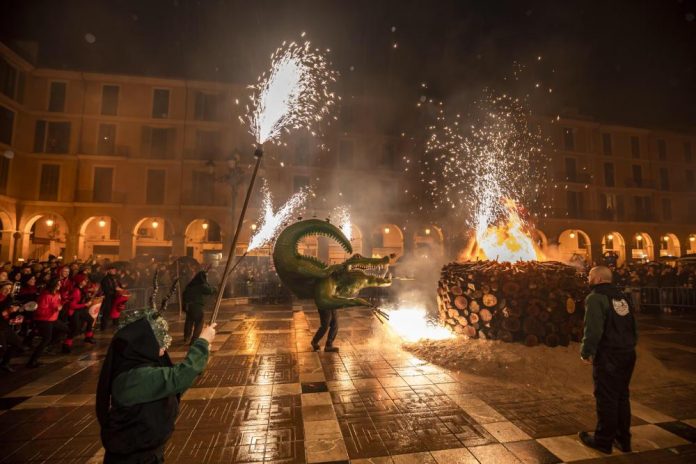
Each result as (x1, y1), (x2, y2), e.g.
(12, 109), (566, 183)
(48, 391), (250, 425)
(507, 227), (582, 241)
(311, 309), (338, 347)
(99, 296), (114, 330)
(184, 305), (204, 343)
(1, 326), (24, 365)
(67, 310), (95, 341)
(592, 350), (637, 448)
(29, 320), (68, 364)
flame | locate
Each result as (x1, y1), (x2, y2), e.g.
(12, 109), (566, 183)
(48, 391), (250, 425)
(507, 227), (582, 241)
(468, 198), (543, 262)
(387, 306), (454, 342)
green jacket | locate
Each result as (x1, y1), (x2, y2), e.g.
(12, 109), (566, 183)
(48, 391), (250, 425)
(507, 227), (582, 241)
(581, 291), (637, 359)
(111, 338), (209, 407)
(183, 283), (216, 309)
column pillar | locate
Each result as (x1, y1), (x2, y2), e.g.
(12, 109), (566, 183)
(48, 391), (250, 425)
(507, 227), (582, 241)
(0, 230), (15, 262)
(64, 231), (78, 261)
(172, 233), (186, 257)
(119, 232), (135, 260)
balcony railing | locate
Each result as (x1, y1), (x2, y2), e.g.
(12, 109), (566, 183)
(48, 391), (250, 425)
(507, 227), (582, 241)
(555, 172), (593, 184)
(624, 178), (655, 189)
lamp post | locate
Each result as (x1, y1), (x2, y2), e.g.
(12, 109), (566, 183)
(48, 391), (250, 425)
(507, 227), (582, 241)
(210, 147), (263, 324)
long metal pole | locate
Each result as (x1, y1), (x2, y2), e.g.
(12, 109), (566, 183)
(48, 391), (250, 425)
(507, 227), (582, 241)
(209, 147), (263, 324)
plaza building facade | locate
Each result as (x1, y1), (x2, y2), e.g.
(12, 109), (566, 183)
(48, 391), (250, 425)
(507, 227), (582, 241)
(0, 42), (694, 267)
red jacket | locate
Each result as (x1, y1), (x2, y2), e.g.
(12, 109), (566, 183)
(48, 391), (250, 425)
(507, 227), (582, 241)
(68, 287), (88, 316)
(35, 291), (62, 321)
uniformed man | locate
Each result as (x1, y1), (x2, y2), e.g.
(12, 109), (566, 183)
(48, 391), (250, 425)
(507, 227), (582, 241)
(579, 266), (637, 454)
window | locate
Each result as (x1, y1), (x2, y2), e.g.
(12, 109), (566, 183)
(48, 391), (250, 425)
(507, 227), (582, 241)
(631, 136), (640, 158)
(685, 142), (693, 163)
(141, 127), (175, 158)
(93, 167), (114, 202)
(340, 104), (354, 131)
(194, 92), (220, 121)
(659, 168), (669, 190)
(293, 175), (310, 192)
(101, 85), (119, 115)
(34, 120), (71, 153)
(604, 162), (614, 187)
(0, 58), (17, 99)
(152, 89), (170, 118)
(191, 171), (214, 204)
(0, 157), (9, 194)
(381, 142), (396, 169)
(632, 165), (642, 187)
(633, 196), (652, 221)
(657, 139), (667, 160)
(563, 128), (575, 151)
(39, 164), (60, 201)
(687, 170), (695, 191)
(48, 82), (66, 112)
(601, 133), (612, 155)
(564, 158), (577, 182)
(339, 140), (354, 167)
(599, 193), (617, 220)
(662, 198), (672, 221)
(0, 105), (14, 144)
(146, 169), (166, 204)
(194, 130), (220, 158)
(295, 137), (310, 166)
(566, 191), (583, 218)
(97, 124), (116, 155)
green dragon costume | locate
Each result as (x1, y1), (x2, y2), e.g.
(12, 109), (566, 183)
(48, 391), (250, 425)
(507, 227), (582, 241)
(273, 219), (392, 310)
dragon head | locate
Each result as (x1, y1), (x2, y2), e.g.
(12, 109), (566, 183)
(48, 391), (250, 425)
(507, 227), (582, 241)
(343, 253), (392, 280)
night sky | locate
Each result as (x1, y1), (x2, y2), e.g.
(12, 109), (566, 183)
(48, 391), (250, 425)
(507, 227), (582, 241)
(1, 0), (695, 128)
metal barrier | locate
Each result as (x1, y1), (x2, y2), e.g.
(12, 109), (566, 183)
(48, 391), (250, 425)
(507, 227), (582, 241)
(625, 286), (696, 312)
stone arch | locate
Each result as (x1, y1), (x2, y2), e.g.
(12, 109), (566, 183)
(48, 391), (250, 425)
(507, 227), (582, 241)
(558, 228), (592, 266)
(0, 207), (15, 262)
(328, 223), (363, 264)
(414, 225), (445, 260)
(22, 213), (69, 261)
(132, 217), (175, 259)
(184, 218), (224, 263)
(632, 232), (654, 261)
(77, 216), (121, 261)
(371, 223), (404, 260)
(658, 233), (681, 258)
(601, 231), (627, 266)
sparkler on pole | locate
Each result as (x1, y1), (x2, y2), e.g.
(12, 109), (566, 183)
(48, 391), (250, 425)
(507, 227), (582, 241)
(209, 38), (336, 324)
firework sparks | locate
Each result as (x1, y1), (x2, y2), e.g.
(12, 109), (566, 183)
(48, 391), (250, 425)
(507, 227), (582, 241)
(247, 40), (338, 144)
(387, 305), (453, 342)
(420, 90), (551, 237)
(333, 206), (352, 241)
(247, 182), (310, 252)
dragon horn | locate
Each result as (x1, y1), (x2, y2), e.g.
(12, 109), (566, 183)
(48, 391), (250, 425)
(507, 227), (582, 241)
(160, 278), (180, 313)
(149, 269), (160, 311)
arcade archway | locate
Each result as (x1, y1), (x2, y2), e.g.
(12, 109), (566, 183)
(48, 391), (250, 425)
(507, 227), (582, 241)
(601, 232), (626, 266)
(371, 223), (404, 260)
(558, 229), (592, 267)
(632, 232), (654, 261)
(78, 216), (120, 261)
(185, 219), (223, 263)
(133, 217), (174, 259)
(659, 233), (681, 258)
(23, 213), (69, 260)
(414, 225), (444, 260)
(328, 223), (363, 264)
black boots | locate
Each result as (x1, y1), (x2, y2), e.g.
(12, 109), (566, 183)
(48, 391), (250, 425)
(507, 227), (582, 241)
(578, 432), (612, 454)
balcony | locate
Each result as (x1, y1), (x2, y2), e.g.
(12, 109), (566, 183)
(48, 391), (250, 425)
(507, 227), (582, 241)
(624, 178), (655, 189)
(555, 172), (593, 184)
(76, 190), (127, 203)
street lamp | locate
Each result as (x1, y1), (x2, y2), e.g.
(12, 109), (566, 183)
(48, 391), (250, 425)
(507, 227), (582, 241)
(202, 222), (209, 230)
(425, 228), (431, 235)
(384, 227), (390, 234)
(152, 220), (159, 229)
(569, 231), (576, 239)
(45, 218), (54, 227)
(98, 218), (106, 228)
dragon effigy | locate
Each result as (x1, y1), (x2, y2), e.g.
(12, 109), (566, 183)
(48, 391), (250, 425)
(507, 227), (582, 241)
(272, 219), (392, 310)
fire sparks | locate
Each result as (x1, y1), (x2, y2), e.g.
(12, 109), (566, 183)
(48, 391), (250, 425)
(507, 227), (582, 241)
(247, 182), (309, 252)
(419, 90), (551, 231)
(333, 206), (352, 241)
(247, 40), (338, 144)
(474, 198), (541, 262)
(387, 306), (453, 342)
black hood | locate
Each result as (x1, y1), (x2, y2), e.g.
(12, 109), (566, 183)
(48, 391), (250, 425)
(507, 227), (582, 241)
(590, 282), (626, 300)
(96, 318), (172, 426)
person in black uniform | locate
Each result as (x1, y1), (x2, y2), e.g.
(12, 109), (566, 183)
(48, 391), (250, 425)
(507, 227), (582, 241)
(579, 266), (637, 454)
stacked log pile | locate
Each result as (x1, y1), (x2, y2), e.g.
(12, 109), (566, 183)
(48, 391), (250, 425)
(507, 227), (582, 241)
(437, 261), (589, 347)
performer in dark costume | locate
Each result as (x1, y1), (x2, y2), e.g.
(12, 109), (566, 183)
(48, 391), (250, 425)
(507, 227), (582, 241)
(182, 271), (216, 345)
(96, 306), (215, 463)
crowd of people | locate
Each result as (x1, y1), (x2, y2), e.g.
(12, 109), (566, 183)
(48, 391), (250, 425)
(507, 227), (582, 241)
(610, 261), (696, 289)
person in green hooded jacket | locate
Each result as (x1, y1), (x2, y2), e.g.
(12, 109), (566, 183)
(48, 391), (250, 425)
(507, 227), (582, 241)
(182, 271), (216, 345)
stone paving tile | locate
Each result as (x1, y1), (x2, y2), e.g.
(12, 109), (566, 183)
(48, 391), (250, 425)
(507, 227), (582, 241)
(1, 305), (695, 464)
